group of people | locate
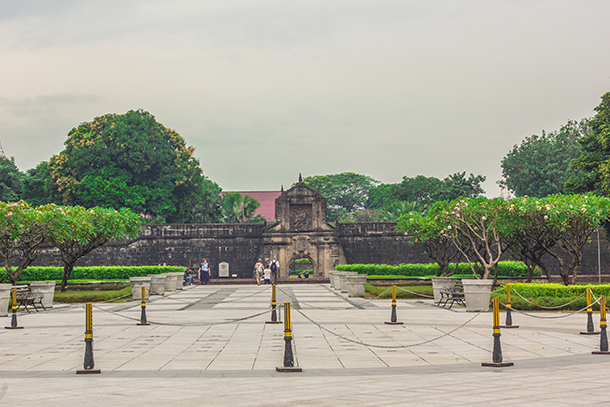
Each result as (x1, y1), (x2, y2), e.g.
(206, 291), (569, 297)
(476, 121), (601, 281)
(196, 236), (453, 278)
(183, 257), (280, 286)
(254, 257), (280, 286)
(183, 259), (211, 285)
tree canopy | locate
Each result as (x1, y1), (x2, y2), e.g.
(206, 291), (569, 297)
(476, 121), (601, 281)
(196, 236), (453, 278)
(299, 172), (378, 221)
(500, 120), (588, 197)
(48, 109), (204, 223)
(0, 156), (23, 202)
(565, 92), (610, 196)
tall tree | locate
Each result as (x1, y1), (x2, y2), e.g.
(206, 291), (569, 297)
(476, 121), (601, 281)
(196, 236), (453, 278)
(48, 109), (204, 223)
(397, 203), (462, 277)
(435, 172), (486, 201)
(565, 92), (610, 196)
(393, 175), (442, 204)
(299, 172), (378, 221)
(21, 161), (53, 207)
(0, 156), (24, 202)
(500, 120), (589, 197)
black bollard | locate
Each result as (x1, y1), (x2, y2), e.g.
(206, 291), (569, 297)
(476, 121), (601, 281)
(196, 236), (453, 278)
(482, 298), (514, 367)
(593, 295), (610, 355)
(581, 288), (600, 335)
(77, 303), (101, 374)
(5, 288), (24, 330)
(500, 284), (518, 329)
(137, 287), (150, 326)
(266, 284), (281, 324)
(276, 302), (302, 372)
(385, 285), (403, 325)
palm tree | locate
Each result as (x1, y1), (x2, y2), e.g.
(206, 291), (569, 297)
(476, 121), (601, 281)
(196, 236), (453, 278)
(221, 193), (260, 223)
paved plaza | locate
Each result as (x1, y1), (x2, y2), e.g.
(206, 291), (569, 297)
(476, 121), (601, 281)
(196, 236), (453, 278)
(1, 283), (609, 406)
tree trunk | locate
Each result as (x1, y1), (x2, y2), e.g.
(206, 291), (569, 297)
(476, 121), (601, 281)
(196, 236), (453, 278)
(61, 262), (74, 292)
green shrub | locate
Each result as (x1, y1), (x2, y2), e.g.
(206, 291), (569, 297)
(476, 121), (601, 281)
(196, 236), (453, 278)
(336, 261), (537, 278)
(502, 283), (610, 298)
(0, 266), (184, 284)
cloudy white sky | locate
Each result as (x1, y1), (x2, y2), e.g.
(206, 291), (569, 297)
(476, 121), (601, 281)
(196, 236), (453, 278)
(1, 0), (609, 196)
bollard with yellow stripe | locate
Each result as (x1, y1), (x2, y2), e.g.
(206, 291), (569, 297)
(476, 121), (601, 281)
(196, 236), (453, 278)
(592, 295), (610, 355)
(266, 284), (281, 324)
(137, 287), (150, 326)
(385, 285), (403, 325)
(482, 297), (513, 367)
(580, 288), (600, 335)
(5, 288), (24, 330)
(77, 303), (101, 374)
(500, 284), (518, 329)
(276, 302), (302, 372)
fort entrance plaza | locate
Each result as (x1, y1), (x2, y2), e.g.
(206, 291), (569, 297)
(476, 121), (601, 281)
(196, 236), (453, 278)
(2, 283), (609, 406)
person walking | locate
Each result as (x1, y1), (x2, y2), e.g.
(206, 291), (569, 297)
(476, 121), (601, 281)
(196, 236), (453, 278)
(268, 257), (280, 285)
(254, 258), (264, 285)
(199, 259), (210, 285)
(263, 267), (271, 284)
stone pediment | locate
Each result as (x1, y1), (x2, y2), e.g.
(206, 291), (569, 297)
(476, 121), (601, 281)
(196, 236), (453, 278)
(274, 175), (332, 232)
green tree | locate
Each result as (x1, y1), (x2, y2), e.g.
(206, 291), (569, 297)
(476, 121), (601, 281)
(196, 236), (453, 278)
(21, 161), (53, 207)
(378, 200), (425, 222)
(48, 206), (141, 291)
(397, 203), (461, 277)
(221, 193), (261, 223)
(0, 201), (57, 285)
(393, 175), (442, 204)
(445, 197), (509, 279)
(0, 156), (24, 202)
(500, 120), (589, 197)
(299, 172), (378, 221)
(565, 92), (610, 196)
(366, 183), (397, 209)
(185, 177), (224, 223)
(537, 194), (610, 285)
(435, 172), (486, 201)
(48, 109), (204, 223)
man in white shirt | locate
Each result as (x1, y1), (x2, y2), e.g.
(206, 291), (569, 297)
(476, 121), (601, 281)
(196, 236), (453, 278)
(269, 257), (280, 284)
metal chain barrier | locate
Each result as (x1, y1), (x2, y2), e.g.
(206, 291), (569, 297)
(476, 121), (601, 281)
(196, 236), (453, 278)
(92, 303), (274, 327)
(149, 285), (272, 305)
(511, 288), (586, 310)
(396, 286), (435, 299)
(294, 307), (482, 349)
(277, 286), (393, 310)
(500, 296), (600, 319)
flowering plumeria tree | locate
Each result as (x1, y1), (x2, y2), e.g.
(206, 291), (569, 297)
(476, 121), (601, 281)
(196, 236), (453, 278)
(536, 194), (610, 284)
(0, 201), (58, 284)
(397, 201), (462, 276)
(444, 197), (510, 279)
(48, 206), (141, 291)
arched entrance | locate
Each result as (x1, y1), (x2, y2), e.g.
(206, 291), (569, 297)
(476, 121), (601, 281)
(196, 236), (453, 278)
(288, 254), (315, 279)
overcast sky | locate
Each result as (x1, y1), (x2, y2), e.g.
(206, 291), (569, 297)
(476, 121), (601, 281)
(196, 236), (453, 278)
(1, 0), (609, 196)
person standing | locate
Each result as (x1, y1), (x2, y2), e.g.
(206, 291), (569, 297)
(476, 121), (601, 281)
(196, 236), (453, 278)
(254, 258), (264, 285)
(268, 257), (280, 285)
(263, 267), (271, 284)
(199, 259), (210, 285)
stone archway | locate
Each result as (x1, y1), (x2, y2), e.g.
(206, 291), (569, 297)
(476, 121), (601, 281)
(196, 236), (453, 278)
(288, 253), (315, 278)
(264, 176), (345, 278)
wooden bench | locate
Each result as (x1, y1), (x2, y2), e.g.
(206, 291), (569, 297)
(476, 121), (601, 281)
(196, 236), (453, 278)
(14, 286), (46, 312)
(438, 279), (465, 309)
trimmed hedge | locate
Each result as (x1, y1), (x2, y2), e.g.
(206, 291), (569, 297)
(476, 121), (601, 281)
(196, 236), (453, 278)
(336, 261), (538, 278)
(505, 283), (610, 298)
(0, 266), (184, 283)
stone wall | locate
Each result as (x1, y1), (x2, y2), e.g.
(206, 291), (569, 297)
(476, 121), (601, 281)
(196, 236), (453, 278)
(26, 222), (610, 278)
(30, 224), (267, 279)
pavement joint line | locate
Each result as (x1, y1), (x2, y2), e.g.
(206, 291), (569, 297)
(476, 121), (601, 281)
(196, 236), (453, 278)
(322, 284), (366, 309)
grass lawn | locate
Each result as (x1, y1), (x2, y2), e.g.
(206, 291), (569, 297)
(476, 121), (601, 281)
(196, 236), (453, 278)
(53, 283), (131, 303)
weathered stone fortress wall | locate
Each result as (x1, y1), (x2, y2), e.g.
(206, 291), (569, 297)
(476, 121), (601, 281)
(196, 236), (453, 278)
(29, 222), (610, 277)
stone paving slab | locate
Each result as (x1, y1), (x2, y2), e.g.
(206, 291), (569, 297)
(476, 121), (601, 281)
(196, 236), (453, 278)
(1, 283), (609, 406)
